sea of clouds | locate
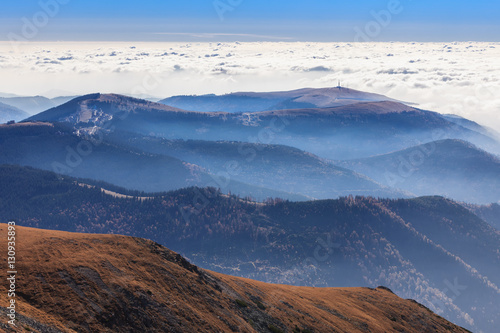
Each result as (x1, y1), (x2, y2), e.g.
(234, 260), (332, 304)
(0, 41), (499, 131)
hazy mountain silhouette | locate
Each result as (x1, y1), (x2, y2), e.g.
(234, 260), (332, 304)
(0, 123), (306, 201)
(0, 101), (29, 123)
(340, 139), (500, 204)
(103, 130), (409, 200)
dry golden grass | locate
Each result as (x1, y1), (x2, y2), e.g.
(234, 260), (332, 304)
(0, 224), (469, 333)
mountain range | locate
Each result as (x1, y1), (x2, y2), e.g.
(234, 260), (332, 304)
(2, 86), (500, 332)
(0, 223), (470, 333)
(102, 130), (407, 200)
(19, 89), (500, 203)
(1, 165), (498, 333)
(27, 92), (499, 160)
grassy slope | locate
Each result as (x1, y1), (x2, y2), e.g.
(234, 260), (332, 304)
(0, 224), (470, 333)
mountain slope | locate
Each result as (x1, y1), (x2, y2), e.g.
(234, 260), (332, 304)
(159, 86), (400, 112)
(0, 123), (305, 201)
(0, 224), (470, 333)
(1, 165), (498, 333)
(26, 93), (498, 160)
(340, 139), (500, 204)
(0, 101), (29, 123)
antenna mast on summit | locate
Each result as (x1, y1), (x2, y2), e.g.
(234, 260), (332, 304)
(338, 80), (341, 90)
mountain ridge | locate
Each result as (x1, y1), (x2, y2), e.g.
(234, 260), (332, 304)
(25, 93), (191, 124)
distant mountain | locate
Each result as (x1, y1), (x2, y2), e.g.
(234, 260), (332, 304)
(26, 93), (499, 159)
(0, 95), (76, 115)
(1, 165), (498, 333)
(51, 95), (79, 106)
(442, 114), (497, 137)
(103, 130), (409, 200)
(0, 92), (20, 98)
(0, 223), (470, 333)
(340, 139), (500, 204)
(0, 123), (306, 201)
(159, 86), (400, 112)
(0, 101), (29, 123)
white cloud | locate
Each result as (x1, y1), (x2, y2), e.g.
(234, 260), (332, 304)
(0, 41), (499, 131)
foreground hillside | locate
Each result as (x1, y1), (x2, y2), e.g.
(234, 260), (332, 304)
(0, 224), (470, 333)
(1, 165), (498, 332)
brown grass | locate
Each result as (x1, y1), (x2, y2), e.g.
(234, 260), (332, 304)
(0, 224), (469, 333)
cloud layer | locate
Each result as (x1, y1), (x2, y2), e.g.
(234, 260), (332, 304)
(0, 41), (499, 131)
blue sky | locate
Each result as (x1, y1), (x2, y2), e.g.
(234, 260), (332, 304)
(1, 0), (499, 41)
